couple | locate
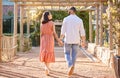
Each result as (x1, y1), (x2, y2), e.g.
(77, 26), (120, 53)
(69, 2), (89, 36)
(39, 7), (86, 77)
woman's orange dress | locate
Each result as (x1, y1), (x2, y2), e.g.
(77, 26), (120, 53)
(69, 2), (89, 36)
(40, 21), (55, 63)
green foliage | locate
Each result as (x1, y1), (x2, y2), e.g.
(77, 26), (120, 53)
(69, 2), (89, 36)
(111, 2), (120, 48)
(30, 21), (40, 46)
(51, 11), (68, 21)
(92, 30), (95, 43)
(17, 34), (32, 52)
(23, 36), (32, 52)
(103, 1), (120, 49)
(17, 21), (28, 33)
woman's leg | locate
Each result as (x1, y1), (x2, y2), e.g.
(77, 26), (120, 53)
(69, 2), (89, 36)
(44, 62), (50, 75)
(45, 62), (50, 70)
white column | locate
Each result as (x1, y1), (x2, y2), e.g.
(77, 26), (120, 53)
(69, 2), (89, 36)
(27, 8), (30, 34)
(20, 6), (24, 51)
(13, 2), (18, 55)
(14, 2), (18, 36)
(108, 1), (113, 50)
(96, 5), (99, 45)
(100, 2), (103, 46)
(0, 0), (2, 61)
(89, 10), (92, 43)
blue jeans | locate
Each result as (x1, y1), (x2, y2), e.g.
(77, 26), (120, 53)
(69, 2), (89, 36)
(64, 43), (79, 67)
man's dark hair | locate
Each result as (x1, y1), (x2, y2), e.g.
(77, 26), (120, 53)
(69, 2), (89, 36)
(69, 7), (77, 12)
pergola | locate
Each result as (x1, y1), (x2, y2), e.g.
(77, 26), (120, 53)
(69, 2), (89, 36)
(0, 0), (114, 61)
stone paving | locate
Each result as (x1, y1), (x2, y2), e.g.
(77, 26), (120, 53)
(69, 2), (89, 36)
(0, 47), (116, 78)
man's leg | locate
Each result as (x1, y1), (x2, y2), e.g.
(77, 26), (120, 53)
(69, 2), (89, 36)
(67, 44), (79, 76)
(72, 44), (79, 66)
(64, 43), (72, 67)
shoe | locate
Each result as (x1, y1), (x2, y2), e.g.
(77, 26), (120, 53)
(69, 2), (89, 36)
(68, 66), (74, 76)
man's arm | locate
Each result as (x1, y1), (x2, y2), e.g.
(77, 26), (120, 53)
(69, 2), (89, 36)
(81, 36), (86, 48)
(80, 20), (86, 48)
(60, 18), (66, 40)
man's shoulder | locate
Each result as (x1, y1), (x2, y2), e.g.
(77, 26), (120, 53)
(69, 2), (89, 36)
(64, 16), (70, 19)
(75, 16), (82, 20)
(64, 15), (75, 20)
(63, 15), (83, 22)
(63, 16), (70, 22)
(77, 17), (83, 22)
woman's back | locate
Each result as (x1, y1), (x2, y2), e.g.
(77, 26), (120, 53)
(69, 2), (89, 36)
(41, 21), (53, 35)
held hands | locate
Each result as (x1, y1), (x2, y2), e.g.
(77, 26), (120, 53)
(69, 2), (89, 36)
(58, 39), (64, 46)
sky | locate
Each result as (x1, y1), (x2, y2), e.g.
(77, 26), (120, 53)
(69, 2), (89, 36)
(2, 0), (14, 5)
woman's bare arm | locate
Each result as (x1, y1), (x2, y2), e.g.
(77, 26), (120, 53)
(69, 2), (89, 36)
(53, 25), (60, 42)
(53, 25), (63, 46)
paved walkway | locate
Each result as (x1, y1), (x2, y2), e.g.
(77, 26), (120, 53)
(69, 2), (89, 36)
(0, 47), (116, 78)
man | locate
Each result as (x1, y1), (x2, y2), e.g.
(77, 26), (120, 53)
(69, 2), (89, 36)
(60, 7), (86, 76)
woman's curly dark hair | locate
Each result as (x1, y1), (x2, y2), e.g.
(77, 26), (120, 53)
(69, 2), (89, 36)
(41, 11), (51, 24)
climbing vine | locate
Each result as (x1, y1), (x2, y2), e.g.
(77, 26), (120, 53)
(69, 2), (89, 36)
(103, 1), (120, 54)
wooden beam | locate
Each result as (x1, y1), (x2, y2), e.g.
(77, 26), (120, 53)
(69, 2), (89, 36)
(96, 5), (99, 45)
(24, 8), (95, 12)
(14, 2), (18, 36)
(20, 6), (24, 52)
(13, 2), (18, 55)
(27, 8), (30, 34)
(100, 2), (103, 46)
(18, 3), (98, 7)
(10, 0), (108, 2)
(0, 0), (2, 62)
(89, 10), (93, 43)
(108, 1), (113, 50)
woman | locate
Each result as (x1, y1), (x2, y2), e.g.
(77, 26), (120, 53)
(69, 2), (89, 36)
(40, 11), (63, 75)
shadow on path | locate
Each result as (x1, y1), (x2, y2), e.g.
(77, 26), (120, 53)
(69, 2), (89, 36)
(47, 70), (92, 78)
(0, 69), (38, 78)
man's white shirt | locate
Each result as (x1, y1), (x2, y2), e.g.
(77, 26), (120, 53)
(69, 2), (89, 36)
(61, 14), (85, 44)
